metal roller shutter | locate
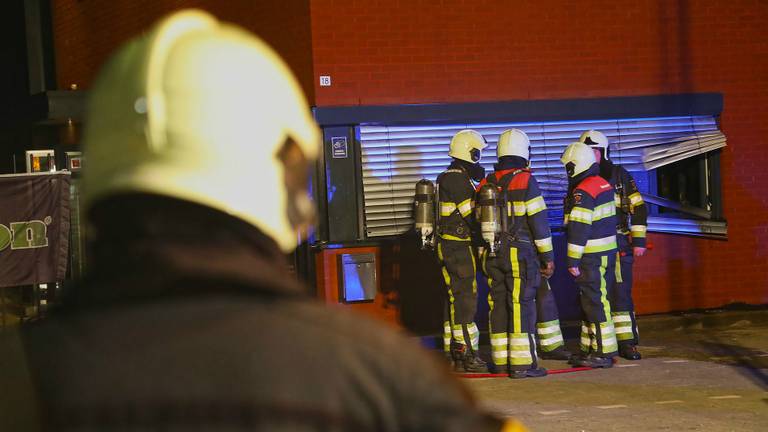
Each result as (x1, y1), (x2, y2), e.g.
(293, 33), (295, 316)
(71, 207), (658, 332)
(359, 115), (726, 238)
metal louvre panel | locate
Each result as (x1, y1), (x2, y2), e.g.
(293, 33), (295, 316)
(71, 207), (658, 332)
(359, 115), (725, 238)
(647, 217), (727, 237)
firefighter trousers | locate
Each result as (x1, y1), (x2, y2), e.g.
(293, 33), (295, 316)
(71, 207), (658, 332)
(576, 253), (618, 357)
(611, 234), (640, 346)
(438, 239), (480, 353)
(536, 279), (566, 353)
(483, 242), (539, 370)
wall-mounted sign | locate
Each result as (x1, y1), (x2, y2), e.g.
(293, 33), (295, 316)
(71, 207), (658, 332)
(332, 137), (348, 159)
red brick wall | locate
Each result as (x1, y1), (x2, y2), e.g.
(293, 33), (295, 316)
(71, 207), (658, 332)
(51, 0), (314, 101)
(51, 1), (768, 314)
(310, 0), (768, 313)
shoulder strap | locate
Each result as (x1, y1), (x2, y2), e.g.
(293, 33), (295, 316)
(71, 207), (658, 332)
(496, 169), (526, 191)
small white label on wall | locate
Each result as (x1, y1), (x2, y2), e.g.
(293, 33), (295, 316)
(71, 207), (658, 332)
(319, 75), (332, 87)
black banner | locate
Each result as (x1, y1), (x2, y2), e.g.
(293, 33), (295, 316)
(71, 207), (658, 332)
(0, 173), (71, 287)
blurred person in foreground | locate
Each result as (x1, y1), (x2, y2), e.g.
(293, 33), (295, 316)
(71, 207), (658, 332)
(0, 10), (523, 432)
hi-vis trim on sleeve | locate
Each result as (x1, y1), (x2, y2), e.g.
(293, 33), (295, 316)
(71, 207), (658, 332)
(440, 202), (456, 216)
(563, 214), (570, 224)
(631, 225), (647, 238)
(584, 235), (617, 253)
(525, 196), (547, 215)
(457, 198), (472, 217)
(512, 202), (526, 216)
(569, 207), (593, 224)
(535, 237), (553, 253)
(592, 202), (616, 221)
(567, 243), (585, 259)
(629, 192), (644, 206)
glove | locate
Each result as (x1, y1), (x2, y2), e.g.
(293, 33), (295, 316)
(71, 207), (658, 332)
(540, 260), (555, 279)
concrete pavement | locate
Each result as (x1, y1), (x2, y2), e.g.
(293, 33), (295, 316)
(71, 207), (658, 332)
(462, 308), (768, 431)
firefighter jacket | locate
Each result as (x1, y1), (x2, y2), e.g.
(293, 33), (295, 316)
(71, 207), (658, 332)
(476, 166), (554, 263)
(564, 165), (618, 268)
(3, 194), (509, 432)
(437, 160), (477, 241)
(600, 160), (648, 248)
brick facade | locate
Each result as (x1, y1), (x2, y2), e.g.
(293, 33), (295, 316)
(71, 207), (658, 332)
(51, 0), (314, 101)
(309, 0), (768, 313)
(51, 1), (768, 314)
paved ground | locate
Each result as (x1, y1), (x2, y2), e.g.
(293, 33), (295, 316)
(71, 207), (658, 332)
(461, 308), (768, 431)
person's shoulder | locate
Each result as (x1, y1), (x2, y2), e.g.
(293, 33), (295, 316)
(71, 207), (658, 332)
(508, 170), (531, 190)
(577, 176), (612, 198)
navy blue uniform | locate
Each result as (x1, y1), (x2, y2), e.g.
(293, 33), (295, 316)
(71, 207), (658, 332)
(565, 170), (619, 357)
(437, 161), (481, 355)
(477, 168), (555, 370)
(601, 161), (647, 346)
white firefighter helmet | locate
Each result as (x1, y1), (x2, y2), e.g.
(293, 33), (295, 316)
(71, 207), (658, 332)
(579, 129), (609, 159)
(496, 128), (530, 160)
(81, 9), (320, 252)
(449, 129), (488, 163)
(560, 142), (597, 178)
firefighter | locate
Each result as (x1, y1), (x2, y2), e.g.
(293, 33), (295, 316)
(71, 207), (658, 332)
(437, 129), (489, 373)
(0, 10), (523, 431)
(560, 142), (619, 368)
(580, 129), (646, 360)
(475, 129), (553, 378)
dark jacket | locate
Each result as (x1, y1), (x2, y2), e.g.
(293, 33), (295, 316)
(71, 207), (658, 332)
(564, 165), (618, 268)
(599, 159), (648, 248)
(476, 157), (554, 263)
(4, 195), (503, 432)
(437, 160), (477, 241)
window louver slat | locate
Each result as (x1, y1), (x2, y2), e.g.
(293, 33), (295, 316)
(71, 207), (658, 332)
(359, 116), (725, 238)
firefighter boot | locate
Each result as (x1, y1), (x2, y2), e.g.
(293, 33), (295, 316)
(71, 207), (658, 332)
(451, 342), (488, 373)
(619, 344), (642, 360)
(570, 353), (613, 369)
(510, 367), (547, 379)
(539, 346), (572, 361)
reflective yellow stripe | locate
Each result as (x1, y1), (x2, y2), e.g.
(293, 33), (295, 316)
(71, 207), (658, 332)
(629, 192), (644, 206)
(615, 252), (623, 283)
(439, 202), (456, 216)
(567, 243), (584, 259)
(512, 201), (526, 216)
(510, 247), (521, 334)
(569, 207), (593, 224)
(592, 202), (616, 221)
(631, 225), (647, 238)
(438, 233), (471, 241)
(563, 214), (570, 224)
(584, 235), (617, 253)
(508, 333), (532, 365)
(438, 242), (456, 332)
(526, 196), (546, 215)
(600, 321), (618, 353)
(457, 198), (472, 217)
(599, 255), (612, 332)
(534, 237), (553, 253)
